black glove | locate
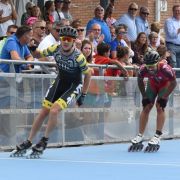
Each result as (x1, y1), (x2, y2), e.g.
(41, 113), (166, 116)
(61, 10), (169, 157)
(157, 98), (167, 108)
(77, 93), (86, 106)
(142, 98), (151, 107)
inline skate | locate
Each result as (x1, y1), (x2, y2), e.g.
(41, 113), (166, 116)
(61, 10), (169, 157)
(26, 137), (48, 159)
(10, 140), (32, 157)
(128, 134), (144, 152)
(144, 134), (160, 152)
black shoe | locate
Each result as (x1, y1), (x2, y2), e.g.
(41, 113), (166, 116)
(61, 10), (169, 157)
(17, 140), (32, 150)
(32, 137), (48, 153)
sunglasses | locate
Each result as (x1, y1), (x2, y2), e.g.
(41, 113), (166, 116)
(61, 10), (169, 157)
(96, 9), (104, 12)
(9, 31), (16, 35)
(118, 31), (127, 35)
(36, 26), (46, 30)
(56, 0), (63, 3)
(64, 1), (71, 4)
(92, 29), (101, 31)
(77, 28), (84, 32)
(129, 8), (138, 11)
(142, 12), (149, 15)
(56, 29), (60, 33)
(60, 36), (74, 42)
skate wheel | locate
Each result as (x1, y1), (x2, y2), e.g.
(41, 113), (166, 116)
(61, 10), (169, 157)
(128, 145), (133, 152)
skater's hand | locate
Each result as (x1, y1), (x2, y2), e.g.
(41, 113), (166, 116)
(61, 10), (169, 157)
(77, 93), (86, 106)
(157, 97), (167, 108)
(142, 98), (151, 107)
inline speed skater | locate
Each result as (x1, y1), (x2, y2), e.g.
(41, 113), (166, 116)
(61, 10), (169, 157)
(128, 50), (176, 152)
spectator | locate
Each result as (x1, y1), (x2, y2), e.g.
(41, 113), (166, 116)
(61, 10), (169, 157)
(109, 25), (116, 41)
(110, 24), (134, 60)
(114, 2), (138, 42)
(37, 21), (63, 64)
(151, 22), (165, 46)
(157, 45), (171, 65)
(28, 20), (46, 57)
(116, 46), (134, 77)
(53, 0), (65, 22)
(164, 4), (180, 72)
(26, 6), (42, 26)
(148, 31), (158, 51)
(94, 42), (128, 77)
(103, 3), (116, 27)
(0, 26), (34, 73)
(21, 2), (34, 25)
(131, 32), (149, 66)
(0, 0), (17, 37)
(61, 0), (73, 22)
(0, 24), (18, 56)
(71, 19), (85, 49)
(86, 23), (104, 54)
(86, 5), (111, 43)
(38, 21), (62, 51)
(81, 39), (93, 63)
(43, 1), (55, 24)
(136, 6), (150, 36)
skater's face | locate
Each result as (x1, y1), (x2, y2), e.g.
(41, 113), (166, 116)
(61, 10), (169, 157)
(60, 36), (75, 51)
(145, 63), (157, 74)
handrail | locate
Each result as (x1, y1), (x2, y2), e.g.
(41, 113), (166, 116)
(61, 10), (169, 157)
(0, 59), (137, 70)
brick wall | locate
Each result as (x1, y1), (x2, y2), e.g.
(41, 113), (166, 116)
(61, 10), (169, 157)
(70, 0), (179, 27)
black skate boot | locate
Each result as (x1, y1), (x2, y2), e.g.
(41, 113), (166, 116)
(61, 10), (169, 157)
(10, 140), (32, 157)
(144, 134), (160, 152)
(128, 134), (144, 152)
(27, 137), (48, 159)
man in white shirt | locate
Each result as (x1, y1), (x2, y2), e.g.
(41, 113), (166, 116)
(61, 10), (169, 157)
(0, 0), (17, 37)
(164, 4), (180, 77)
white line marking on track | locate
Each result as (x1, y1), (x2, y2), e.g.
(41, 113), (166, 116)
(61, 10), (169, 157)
(0, 157), (180, 167)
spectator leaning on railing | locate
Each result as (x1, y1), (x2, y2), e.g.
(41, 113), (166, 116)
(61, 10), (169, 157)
(0, 26), (34, 73)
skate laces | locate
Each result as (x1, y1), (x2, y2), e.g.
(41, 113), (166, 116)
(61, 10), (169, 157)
(131, 134), (143, 144)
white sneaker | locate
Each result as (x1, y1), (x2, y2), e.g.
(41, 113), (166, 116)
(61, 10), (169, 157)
(131, 134), (143, 144)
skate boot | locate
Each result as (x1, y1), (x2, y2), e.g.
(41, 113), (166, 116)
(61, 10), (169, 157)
(26, 137), (48, 159)
(128, 134), (144, 152)
(144, 134), (160, 152)
(10, 140), (32, 157)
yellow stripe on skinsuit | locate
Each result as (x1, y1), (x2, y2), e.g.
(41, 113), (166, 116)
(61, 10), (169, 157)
(56, 98), (68, 110)
(42, 99), (53, 109)
(76, 54), (87, 67)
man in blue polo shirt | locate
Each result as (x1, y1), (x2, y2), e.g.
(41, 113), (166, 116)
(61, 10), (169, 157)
(86, 5), (111, 44)
(0, 25), (34, 73)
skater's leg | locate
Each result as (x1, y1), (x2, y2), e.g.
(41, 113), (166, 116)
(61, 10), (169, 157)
(139, 103), (153, 134)
(44, 102), (62, 138)
(28, 107), (50, 141)
(156, 103), (165, 133)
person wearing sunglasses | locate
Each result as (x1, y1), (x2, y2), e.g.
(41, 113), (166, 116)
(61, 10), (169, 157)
(71, 19), (85, 49)
(11, 26), (92, 158)
(129, 50), (176, 152)
(114, 2), (138, 42)
(135, 6), (150, 36)
(0, 24), (18, 56)
(86, 5), (111, 44)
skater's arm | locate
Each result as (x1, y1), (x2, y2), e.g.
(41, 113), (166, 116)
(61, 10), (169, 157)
(82, 68), (92, 94)
(137, 77), (146, 98)
(34, 44), (59, 58)
(162, 79), (177, 99)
